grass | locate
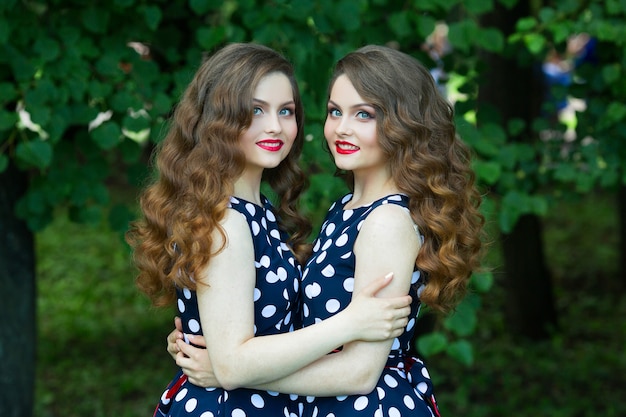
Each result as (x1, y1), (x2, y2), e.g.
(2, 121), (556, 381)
(34, 191), (624, 416)
(35, 214), (175, 417)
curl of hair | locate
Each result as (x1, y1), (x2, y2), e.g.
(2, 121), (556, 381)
(127, 43), (311, 307)
(331, 45), (485, 314)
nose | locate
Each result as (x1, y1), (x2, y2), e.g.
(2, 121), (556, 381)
(264, 113), (282, 134)
(335, 116), (352, 137)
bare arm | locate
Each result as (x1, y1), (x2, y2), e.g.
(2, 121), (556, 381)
(174, 204), (420, 396)
(247, 204), (420, 395)
(198, 208), (413, 390)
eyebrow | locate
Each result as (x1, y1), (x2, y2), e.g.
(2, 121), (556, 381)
(253, 98), (296, 107)
(327, 99), (375, 110)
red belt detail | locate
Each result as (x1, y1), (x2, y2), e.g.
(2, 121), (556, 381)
(165, 373), (188, 400)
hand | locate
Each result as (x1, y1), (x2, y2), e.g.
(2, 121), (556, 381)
(176, 338), (221, 388)
(345, 273), (412, 342)
(166, 316), (220, 387)
(166, 317), (185, 361)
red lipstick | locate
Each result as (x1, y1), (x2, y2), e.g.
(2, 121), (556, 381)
(257, 139), (284, 152)
(335, 140), (359, 155)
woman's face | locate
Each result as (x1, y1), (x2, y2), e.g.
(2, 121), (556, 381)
(239, 72), (298, 173)
(324, 74), (386, 175)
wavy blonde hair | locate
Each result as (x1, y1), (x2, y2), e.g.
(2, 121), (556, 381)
(127, 43), (311, 307)
(330, 45), (485, 314)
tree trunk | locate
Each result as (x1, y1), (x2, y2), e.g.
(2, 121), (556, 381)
(501, 215), (558, 338)
(0, 162), (36, 417)
(478, 1), (559, 339)
(617, 184), (626, 289)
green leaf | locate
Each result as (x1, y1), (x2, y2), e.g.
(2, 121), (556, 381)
(477, 27), (504, 52)
(464, 0), (494, 15)
(0, 82), (17, 104)
(602, 64), (621, 85)
(448, 20), (478, 53)
(0, 109), (17, 131)
(6, 47), (36, 81)
(516, 17), (537, 32)
(110, 90), (141, 113)
(529, 194), (548, 216)
(499, 191), (547, 233)
(28, 104), (51, 127)
(446, 339), (474, 366)
(0, 17), (9, 44)
(34, 36), (61, 62)
(95, 54), (121, 77)
(416, 332), (448, 357)
(538, 7), (556, 23)
(389, 11), (411, 38)
(473, 160), (501, 185)
(506, 118), (526, 136)
(498, 0), (518, 8)
(0, 154), (8, 173)
(189, 0), (219, 15)
(15, 139), (53, 169)
(337, 0), (360, 31)
(523, 33), (546, 55)
(415, 15), (437, 38)
(141, 5), (162, 31)
(81, 7), (110, 34)
(444, 296), (478, 337)
(118, 136), (142, 163)
(196, 27), (226, 51)
(122, 113), (150, 135)
(150, 92), (173, 115)
(470, 271), (494, 293)
(90, 121), (122, 150)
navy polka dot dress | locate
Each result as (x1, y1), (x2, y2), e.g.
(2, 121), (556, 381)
(153, 196), (302, 417)
(299, 194), (441, 417)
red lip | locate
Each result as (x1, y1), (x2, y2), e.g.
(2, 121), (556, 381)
(257, 139), (284, 152)
(335, 140), (359, 155)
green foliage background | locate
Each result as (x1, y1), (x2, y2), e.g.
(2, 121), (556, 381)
(2, 0), (625, 415)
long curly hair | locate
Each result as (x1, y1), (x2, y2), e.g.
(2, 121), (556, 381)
(329, 45), (485, 314)
(127, 43), (311, 307)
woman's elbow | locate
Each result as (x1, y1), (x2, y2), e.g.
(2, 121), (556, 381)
(213, 366), (245, 391)
(351, 368), (381, 395)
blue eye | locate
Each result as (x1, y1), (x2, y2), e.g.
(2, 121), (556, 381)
(253, 107), (263, 115)
(356, 110), (373, 119)
(279, 107), (294, 116)
(328, 108), (341, 117)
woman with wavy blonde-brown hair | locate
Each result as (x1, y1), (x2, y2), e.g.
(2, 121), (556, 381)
(164, 44), (484, 417)
(128, 43), (414, 417)
(291, 44), (485, 417)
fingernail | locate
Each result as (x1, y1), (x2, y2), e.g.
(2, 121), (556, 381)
(385, 272), (394, 279)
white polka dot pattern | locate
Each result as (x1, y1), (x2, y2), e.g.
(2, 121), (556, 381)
(154, 195), (301, 417)
(299, 194), (438, 417)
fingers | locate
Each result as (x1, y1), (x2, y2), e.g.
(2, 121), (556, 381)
(187, 333), (208, 348)
(361, 272), (395, 296)
(174, 316), (183, 331)
(388, 295), (412, 309)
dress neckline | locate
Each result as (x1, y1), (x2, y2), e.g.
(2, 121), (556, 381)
(340, 193), (407, 211)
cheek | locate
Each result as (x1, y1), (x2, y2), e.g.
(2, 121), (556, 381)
(286, 120), (298, 142)
(323, 119), (334, 141)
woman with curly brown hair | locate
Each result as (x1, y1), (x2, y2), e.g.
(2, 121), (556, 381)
(128, 43), (413, 417)
(166, 45), (485, 417)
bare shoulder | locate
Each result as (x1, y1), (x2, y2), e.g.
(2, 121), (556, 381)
(357, 203), (421, 253)
(363, 203), (418, 236)
(214, 208), (252, 248)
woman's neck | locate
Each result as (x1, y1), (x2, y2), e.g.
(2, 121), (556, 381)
(233, 170), (263, 205)
(346, 169), (399, 209)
